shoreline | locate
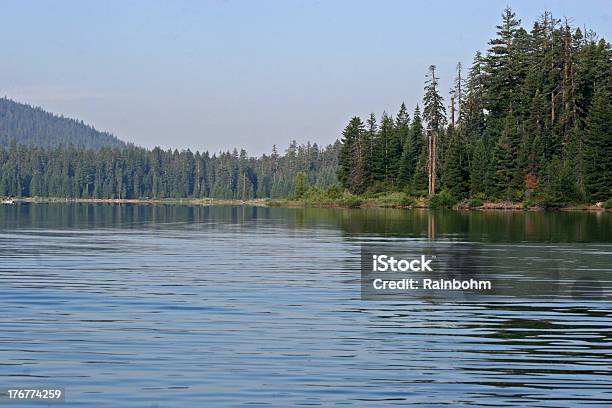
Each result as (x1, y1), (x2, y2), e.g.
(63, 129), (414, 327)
(5, 196), (610, 212)
(11, 197), (269, 206)
(270, 199), (610, 212)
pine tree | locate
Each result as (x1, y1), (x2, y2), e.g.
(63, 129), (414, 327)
(423, 65), (447, 195)
(441, 126), (468, 198)
(484, 6), (522, 116)
(362, 113), (378, 189)
(469, 139), (488, 196)
(294, 172), (308, 198)
(411, 145), (429, 195)
(337, 117), (364, 191)
(492, 113), (518, 199)
(400, 105), (423, 186)
(373, 112), (395, 187)
(390, 103), (409, 185)
(583, 82), (612, 202)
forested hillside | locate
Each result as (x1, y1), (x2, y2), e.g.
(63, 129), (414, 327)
(338, 8), (611, 204)
(0, 141), (339, 199)
(0, 98), (125, 149)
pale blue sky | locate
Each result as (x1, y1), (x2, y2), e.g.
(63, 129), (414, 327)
(1, 0), (610, 154)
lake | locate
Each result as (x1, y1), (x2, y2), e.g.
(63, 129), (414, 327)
(1, 204), (611, 407)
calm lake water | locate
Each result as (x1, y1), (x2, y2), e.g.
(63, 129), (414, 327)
(1, 204), (611, 407)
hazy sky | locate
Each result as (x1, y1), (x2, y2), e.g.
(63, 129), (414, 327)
(2, 0), (610, 155)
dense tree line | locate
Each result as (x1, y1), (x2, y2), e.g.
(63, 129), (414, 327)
(0, 98), (125, 149)
(0, 141), (339, 199)
(338, 8), (611, 203)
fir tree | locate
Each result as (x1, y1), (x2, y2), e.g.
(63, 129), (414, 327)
(399, 106), (423, 186)
(337, 117), (363, 190)
(423, 65), (447, 194)
(583, 82), (612, 202)
(441, 127), (468, 199)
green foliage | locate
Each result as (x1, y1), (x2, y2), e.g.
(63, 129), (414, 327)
(469, 139), (488, 196)
(411, 144), (429, 194)
(293, 172), (308, 198)
(335, 8), (611, 206)
(5, 7), (611, 208)
(467, 197), (483, 208)
(441, 127), (468, 199)
(325, 185), (343, 200)
(423, 65), (447, 132)
(368, 192), (415, 207)
(0, 141), (339, 200)
(338, 192), (362, 208)
(522, 197), (537, 210)
(399, 106), (423, 185)
(337, 117), (366, 192)
(602, 198), (612, 209)
(428, 190), (457, 209)
(399, 194), (416, 207)
(583, 82), (612, 202)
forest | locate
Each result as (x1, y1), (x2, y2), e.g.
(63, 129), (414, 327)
(0, 98), (125, 149)
(0, 98), (339, 200)
(0, 8), (610, 205)
(0, 141), (339, 199)
(338, 8), (611, 205)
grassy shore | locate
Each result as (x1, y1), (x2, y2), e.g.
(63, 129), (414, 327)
(267, 190), (612, 212)
(7, 194), (611, 212)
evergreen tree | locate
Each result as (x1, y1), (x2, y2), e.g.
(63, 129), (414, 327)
(373, 112), (395, 186)
(583, 82), (612, 201)
(337, 117), (365, 192)
(441, 127), (468, 198)
(469, 139), (488, 196)
(492, 112), (519, 199)
(400, 106), (423, 186)
(484, 6), (522, 116)
(294, 172), (308, 198)
(389, 103), (409, 185)
(423, 65), (447, 194)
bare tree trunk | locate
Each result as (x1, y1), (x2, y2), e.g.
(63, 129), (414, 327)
(428, 133), (433, 195)
(551, 91), (555, 125)
(457, 74), (462, 128)
(432, 130), (437, 194)
(450, 95), (455, 129)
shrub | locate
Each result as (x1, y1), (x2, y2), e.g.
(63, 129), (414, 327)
(369, 192), (415, 207)
(467, 197), (483, 208)
(399, 193), (416, 207)
(603, 198), (612, 209)
(474, 192), (487, 201)
(338, 192), (362, 208)
(534, 193), (564, 209)
(428, 190), (457, 209)
(366, 181), (385, 194)
(325, 185), (343, 200)
(522, 197), (536, 210)
(402, 185), (415, 196)
(265, 199), (285, 207)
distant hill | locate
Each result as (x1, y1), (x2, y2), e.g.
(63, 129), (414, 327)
(0, 97), (126, 149)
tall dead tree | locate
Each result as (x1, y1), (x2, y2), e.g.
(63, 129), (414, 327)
(423, 65), (447, 195)
(454, 62), (463, 127)
(450, 94), (456, 129)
